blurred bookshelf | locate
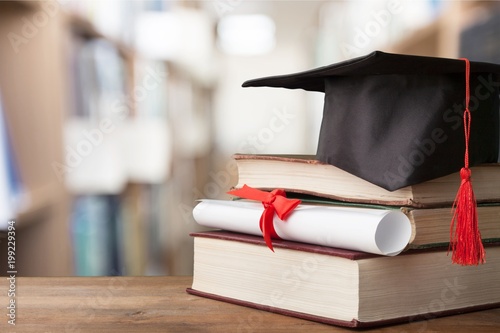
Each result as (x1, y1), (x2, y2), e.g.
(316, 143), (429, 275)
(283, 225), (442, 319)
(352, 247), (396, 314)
(60, 1), (216, 276)
(388, 1), (500, 59)
(0, 0), (216, 276)
(0, 0), (72, 276)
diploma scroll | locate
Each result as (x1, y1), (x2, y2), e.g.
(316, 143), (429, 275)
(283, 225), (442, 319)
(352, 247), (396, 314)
(193, 199), (412, 256)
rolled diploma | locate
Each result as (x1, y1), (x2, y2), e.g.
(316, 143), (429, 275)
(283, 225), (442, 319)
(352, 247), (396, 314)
(192, 199), (412, 256)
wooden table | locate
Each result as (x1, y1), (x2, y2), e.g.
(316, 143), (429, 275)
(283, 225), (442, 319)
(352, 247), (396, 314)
(0, 276), (499, 332)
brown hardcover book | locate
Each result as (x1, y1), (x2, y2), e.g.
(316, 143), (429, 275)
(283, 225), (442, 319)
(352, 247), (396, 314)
(403, 205), (500, 248)
(233, 154), (500, 208)
(187, 231), (500, 328)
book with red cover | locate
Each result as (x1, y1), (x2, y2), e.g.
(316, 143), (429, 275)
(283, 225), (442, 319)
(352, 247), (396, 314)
(187, 230), (500, 328)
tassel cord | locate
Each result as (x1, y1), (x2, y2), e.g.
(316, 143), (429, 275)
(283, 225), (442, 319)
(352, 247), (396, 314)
(449, 58), (485, 265)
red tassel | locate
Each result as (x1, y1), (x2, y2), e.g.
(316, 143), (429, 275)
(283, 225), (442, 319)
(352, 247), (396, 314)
(449, 58), (485, 265)
(450, 167), (485, 265)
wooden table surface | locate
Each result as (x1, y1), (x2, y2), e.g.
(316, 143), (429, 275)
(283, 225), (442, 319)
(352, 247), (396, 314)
(0, 276), (499, 332)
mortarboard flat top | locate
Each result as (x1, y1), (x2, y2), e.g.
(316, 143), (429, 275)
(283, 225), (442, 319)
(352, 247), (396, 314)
(243, 51), (500, 91)
(242, 51), (500, 191)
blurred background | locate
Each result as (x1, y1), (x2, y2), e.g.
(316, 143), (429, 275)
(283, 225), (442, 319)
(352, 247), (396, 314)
(0, 0), (499, 276)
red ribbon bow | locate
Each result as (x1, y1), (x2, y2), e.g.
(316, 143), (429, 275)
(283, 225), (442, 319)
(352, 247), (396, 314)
(227, 185), (301, 251)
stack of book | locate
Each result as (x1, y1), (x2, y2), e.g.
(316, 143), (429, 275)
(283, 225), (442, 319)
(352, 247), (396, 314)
(188, 157), (500, 328)
(188, 51), (500, 328)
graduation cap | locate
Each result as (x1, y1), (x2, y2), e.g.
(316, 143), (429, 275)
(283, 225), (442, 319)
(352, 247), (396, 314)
(242, 50), (500, 265)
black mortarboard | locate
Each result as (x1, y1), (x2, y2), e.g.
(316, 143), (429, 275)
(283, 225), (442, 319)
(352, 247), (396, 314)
(242, 51), (500, 192)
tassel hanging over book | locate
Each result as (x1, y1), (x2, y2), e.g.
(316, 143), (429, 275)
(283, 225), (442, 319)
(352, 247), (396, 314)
(449, 58), (485, 265)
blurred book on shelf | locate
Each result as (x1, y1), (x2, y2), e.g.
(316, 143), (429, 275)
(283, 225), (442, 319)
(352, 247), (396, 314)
(0, 91), (26, 231)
